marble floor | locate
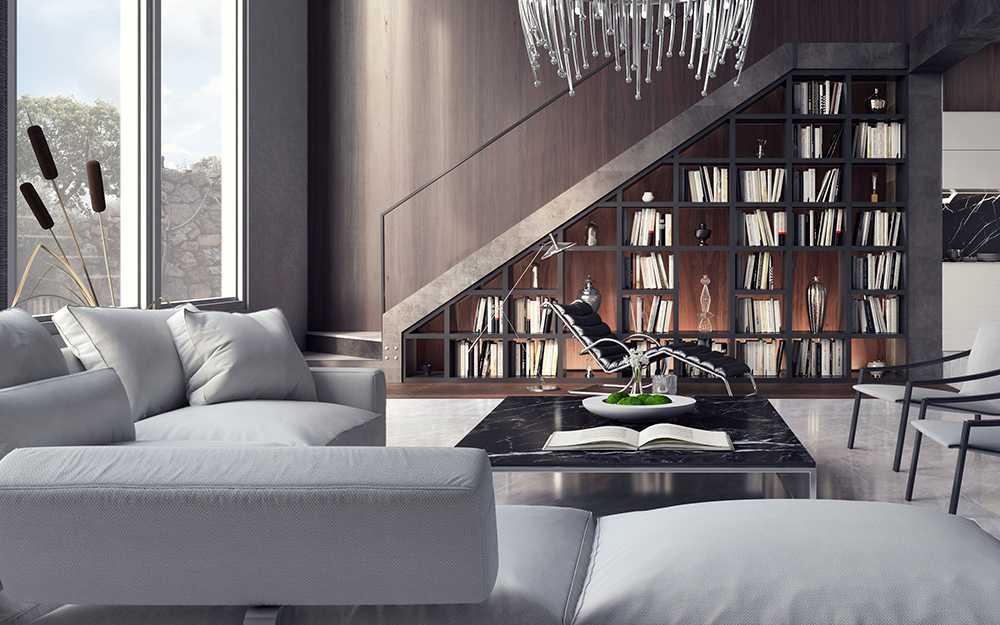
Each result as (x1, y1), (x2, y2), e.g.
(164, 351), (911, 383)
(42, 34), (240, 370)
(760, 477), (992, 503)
(386, 396), (1000, 538)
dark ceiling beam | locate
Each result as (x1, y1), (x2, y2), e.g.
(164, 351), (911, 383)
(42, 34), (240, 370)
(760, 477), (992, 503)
(910, 0), (1000, 72)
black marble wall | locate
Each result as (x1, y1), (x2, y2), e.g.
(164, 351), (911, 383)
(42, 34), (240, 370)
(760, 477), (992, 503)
(943, 192), (1000, 258)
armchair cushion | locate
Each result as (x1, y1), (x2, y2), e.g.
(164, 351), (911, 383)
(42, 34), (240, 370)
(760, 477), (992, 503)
(0, 369), (135, 460)
(167, 308), (316, 406)
(912, 419), (1000, 449)
(52, 305), (197, 420)
(0, 307), (68, 390)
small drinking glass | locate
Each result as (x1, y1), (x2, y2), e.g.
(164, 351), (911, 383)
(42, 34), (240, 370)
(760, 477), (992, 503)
(652, 374), (678, 395)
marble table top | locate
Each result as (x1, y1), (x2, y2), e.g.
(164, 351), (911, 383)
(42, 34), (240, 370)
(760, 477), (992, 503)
(455, 395), (816, 471)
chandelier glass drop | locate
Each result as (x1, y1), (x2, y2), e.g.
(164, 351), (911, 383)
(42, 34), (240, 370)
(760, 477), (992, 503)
(517, 0), (755, 100)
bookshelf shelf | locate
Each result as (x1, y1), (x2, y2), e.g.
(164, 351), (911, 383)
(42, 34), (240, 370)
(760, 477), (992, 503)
(402, 71), (908, 383)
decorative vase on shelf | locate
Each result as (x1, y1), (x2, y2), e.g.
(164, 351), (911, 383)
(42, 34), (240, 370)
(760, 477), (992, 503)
(577, 275), (602, 312)
(641, 191), (654, 203)
(697, 275), (714, 333)
(806, 276), (828, 334)
(866, 88), (887, 114)
(585, 221), (599, 246)
(530, 262), (540, 288)
(695, 222), (712, 246)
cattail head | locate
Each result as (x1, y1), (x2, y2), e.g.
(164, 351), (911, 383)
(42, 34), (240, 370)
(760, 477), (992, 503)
(20, 183), (54, 230)
(27, 125), (58, 180)
(86, 160), (106, 213)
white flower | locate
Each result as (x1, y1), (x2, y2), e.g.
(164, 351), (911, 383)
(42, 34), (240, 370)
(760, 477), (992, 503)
(627, 348), (650, 370)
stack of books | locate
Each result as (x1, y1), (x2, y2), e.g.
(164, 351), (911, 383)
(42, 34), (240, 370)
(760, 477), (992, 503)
(792, 80), (844, 115)
(685, 166), (729, 202)
(737, 252), (775, 290)
(852, 252), (902, 290)
(795, 208), (844, 246)
(738, 168), (785, 202)
(454, 339), (504, 378)
(472, 296), (502, 334)
(736, 298), (782, 333)
(625, 208), (672, 246)
(625, 296), (674, 334)
(741, 210), (785, 246)
(737, 339), (784, 377)
(790, 338), (845, 377)
(625, 253), (673, 290)
(511, 296), (554, 334)
(793, 168), (841, 202)
(854, 122), (904, 158)
(853, 210), (902, 247)
(854, 295), (900, 334)
(794, 125), (843, 158)
(510, 339), (558, 378)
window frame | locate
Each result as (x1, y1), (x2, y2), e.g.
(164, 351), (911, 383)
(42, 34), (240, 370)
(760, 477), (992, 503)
(6, 0), (248, 313)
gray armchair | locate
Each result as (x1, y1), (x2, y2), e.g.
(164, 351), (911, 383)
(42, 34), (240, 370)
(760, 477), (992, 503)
(848, 320), (1000, 472)
(905, 390), (1000, 514)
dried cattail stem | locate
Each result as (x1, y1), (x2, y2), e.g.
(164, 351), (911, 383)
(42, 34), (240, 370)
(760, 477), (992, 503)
(27, 125), (58, 180)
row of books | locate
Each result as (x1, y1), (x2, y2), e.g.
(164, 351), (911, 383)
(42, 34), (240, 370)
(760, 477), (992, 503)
(737, 251), (776, 290)
(737, 339), (785, 377)
(624, 296), (674, 334)
(795, 208), (845, 247)
(740, 210), (787, 246)
(738, 168), (785, 203)
(625, 252), (674, 290)
(454, 339), (504, 379)
(510, 296), (555, 335)
(854, 295), (900, 334)
(684, 166), (729, 202)
(792, 80), (844, 115)
(853, 122), (904, 159)
(736, 298), (782, 334)
(791, 338), (846, 378)
(852, 252), (903, 290)
(511, 339), (559, 378)
(794, 125), (843, 159)
(792, 168), (841, 202)
(472, 296), (502, 334)
(625, 208), (673, 246)
(853, 209), (902, 247)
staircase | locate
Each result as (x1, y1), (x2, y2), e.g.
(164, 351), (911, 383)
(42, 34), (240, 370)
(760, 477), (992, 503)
(305, 331), (382, 368)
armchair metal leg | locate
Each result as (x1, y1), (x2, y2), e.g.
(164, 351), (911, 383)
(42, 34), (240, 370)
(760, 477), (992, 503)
(904, 429), (922, 502)
(892, 390), (913, 472)
(950, 445), (970, 515)
(848, 390), (862, 449)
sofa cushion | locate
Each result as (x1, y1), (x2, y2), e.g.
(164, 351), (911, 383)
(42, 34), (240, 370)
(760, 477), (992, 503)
(167, 307), (316, 406)
(133, 400), (381, 446)
(0, 307), (68, 390)
(572, 499), (1000, 625)
(281, 504), (595, 625)
(0, 369), (135, 460)
(52, 305), (196, 420)
(0, 446), (498, 606)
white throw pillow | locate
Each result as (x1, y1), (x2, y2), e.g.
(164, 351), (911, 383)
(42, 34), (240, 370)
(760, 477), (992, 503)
(0, 307), (68, 389)
(167, 307), (317, 406)
(52, 305), (197, 420)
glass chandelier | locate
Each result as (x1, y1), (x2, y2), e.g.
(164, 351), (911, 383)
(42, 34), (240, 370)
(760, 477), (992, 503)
(517, 0), (755, 100)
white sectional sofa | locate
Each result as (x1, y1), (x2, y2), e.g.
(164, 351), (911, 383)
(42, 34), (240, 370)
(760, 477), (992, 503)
(3, 306), (1000, 624)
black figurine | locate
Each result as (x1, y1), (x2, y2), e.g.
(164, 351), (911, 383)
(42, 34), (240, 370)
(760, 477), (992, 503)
(695, 222), (712, 246)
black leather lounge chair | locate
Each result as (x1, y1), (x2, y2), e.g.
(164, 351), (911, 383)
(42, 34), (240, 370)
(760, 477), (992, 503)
(547, 301), (757, 396)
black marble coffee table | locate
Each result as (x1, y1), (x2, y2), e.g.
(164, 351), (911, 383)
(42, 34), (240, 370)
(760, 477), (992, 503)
(455, 395), (817, 498)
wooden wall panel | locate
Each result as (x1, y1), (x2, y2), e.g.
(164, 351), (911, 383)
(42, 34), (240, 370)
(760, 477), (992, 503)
(797, 0), (904, 43)
(909, 0), (961, 37)
(944, 43), (1000, 111)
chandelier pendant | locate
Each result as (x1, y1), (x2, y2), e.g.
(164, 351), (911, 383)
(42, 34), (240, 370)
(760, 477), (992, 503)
(518, 0), (755, 100)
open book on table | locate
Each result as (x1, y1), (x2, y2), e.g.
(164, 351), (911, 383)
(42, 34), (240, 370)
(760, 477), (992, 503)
(542, 423), (733, 451)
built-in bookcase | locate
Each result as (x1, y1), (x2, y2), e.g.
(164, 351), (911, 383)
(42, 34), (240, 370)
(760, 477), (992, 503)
(403, 71), (908, 383)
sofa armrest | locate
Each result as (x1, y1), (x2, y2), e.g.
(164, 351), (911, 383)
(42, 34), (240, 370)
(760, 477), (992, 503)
(0, 446), (497, 607)
(310, 367), (386, 417)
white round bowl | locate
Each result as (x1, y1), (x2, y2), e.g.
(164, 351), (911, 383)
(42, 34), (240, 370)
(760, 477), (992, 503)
(582, 394), (697, 422)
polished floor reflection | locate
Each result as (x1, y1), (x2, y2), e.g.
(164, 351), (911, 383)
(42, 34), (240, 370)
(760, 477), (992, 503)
(386, 396), (1000, 538)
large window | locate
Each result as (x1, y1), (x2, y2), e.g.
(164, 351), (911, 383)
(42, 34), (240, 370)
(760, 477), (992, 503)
(12, 0), (244, 313)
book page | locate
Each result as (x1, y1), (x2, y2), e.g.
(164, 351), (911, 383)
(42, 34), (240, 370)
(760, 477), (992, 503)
(543, 426), (640, 451)
(637, 423), (732, 450)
